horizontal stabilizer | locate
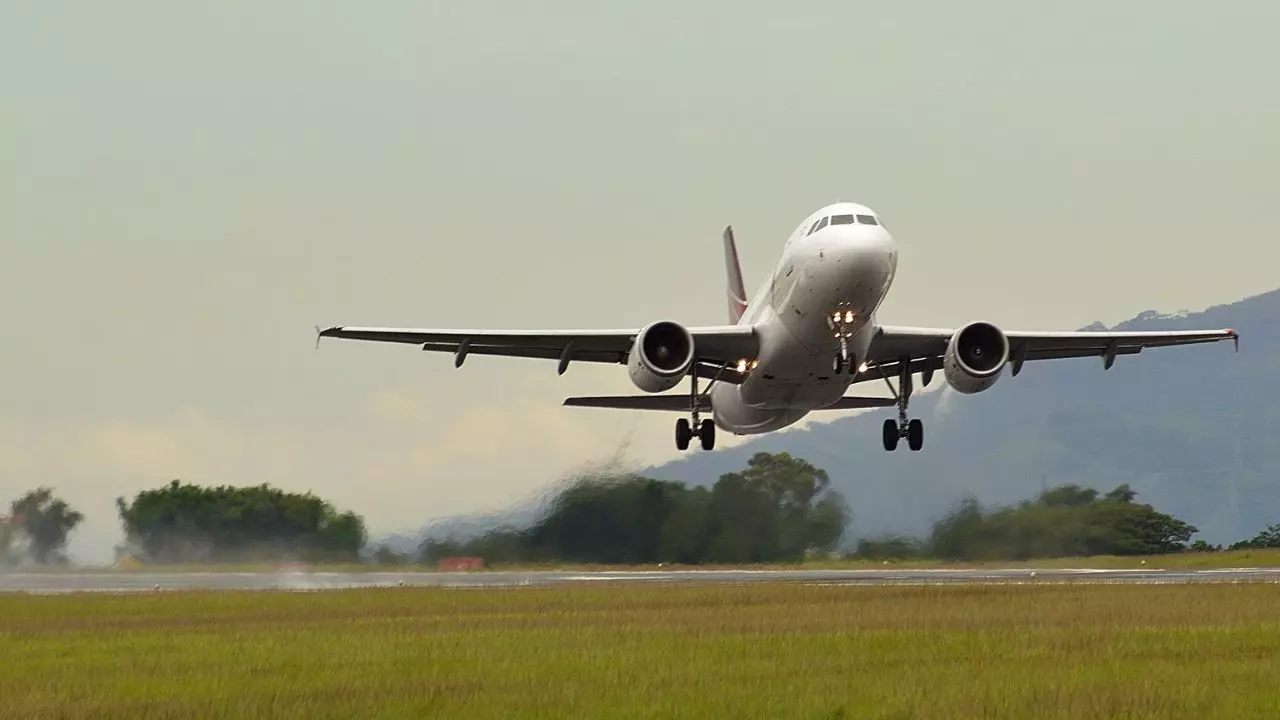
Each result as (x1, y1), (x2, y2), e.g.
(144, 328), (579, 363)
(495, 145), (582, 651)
(563, 394), (896, 412)
(563, 395), (712, 412)
(822, 396), (897, 410)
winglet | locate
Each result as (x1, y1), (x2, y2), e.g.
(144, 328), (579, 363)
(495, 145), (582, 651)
(1228, 328), (1239, 352)
(723, 225), (748, 324)
(315, 325), (322, 350)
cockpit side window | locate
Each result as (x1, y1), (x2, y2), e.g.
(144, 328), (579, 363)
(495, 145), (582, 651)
(829, 214), (855, 225)
(856, 214), (879, 225)
(808, 216), (829, 235)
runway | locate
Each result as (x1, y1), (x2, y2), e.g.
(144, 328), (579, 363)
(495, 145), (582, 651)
(2, 566), (1279, 593)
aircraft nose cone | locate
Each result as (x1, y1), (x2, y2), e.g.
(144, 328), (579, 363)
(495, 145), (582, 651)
(807, 224), (897, 307)
(827, 224), (895, 261)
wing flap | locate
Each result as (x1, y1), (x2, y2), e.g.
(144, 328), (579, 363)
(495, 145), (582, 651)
(1007, 329), (1239, 353)
(318, 324), (759, 371)
(856, 325), (1237, 384)
(418, 343), (622, 364)
(868, 325), (1238, 364)
(320, 326), (634, 350)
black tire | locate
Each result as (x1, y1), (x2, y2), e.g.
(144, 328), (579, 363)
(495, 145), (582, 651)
(675, 418), (691, 451)
(699, 419), (716, 451)
(882, 418), (899, 451)
(908, 419), (924, 451)
(832, 355), (842, 374)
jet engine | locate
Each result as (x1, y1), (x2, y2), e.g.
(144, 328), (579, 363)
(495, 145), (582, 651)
(627, 320), (695, 393)
(943, 321), (1010, 394)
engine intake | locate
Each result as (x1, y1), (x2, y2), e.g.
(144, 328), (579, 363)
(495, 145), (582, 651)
(627, 320), (695, 393)
(943, 321), (1009, 394)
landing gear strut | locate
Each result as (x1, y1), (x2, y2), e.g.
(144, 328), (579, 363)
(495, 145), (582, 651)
(830, 338), (858, 375)
(675, 365), (716, 451)
(828, 308), (859, 375)
(881, 360), (924, 452)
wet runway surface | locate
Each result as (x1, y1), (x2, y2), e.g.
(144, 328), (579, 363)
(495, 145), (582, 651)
(3, 566), (1280, 593)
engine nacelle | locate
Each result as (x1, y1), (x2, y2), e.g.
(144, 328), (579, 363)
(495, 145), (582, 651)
(627, 320), (695, 393)
(943, 321), (1010, 394)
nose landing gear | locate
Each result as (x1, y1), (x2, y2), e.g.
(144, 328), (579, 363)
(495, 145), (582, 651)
(828, 306), (860, 375)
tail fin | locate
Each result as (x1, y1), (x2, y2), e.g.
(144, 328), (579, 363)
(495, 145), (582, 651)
(723, 225), (748, 324)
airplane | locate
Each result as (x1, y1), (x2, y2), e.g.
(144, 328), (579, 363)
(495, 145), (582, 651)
(317, 201), (1239, 453)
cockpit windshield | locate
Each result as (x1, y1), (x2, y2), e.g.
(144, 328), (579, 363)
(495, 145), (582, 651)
(807, 213), (880, 235)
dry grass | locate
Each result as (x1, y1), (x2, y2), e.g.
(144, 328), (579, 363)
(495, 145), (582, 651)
(1, 583), (1279, 718)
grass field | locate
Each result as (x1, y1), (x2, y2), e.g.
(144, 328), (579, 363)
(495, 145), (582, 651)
(2, 583), (1279, 718)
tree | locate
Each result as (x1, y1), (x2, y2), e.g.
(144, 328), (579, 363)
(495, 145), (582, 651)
(925, 484), (1196, 561)
(117, 480), (367, 563)
(928, 495), (986, 560)
(9, 488), (84, 565)
(1104, 484), (1137, 504)
(703, 452), (849, 562)
(523, 476), (691, 564)
(1038, 484), (1099, 507)
(1228, 523), (1280, 550)
(0, 515), (15, 565)
(416, 452), (853, 566)
(372, 544), (410, 565)
(852, 534), (925, 560)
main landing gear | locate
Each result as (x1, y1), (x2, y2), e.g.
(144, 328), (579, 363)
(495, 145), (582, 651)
(675, 363), (717, 451)
(675, 417), (715, 452)
(881, 361), (924, 452)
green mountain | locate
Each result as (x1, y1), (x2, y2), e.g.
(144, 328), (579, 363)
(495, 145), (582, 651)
(647, 288), (1280, 547)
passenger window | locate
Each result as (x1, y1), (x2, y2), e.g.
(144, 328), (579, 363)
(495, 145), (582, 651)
(856, 214), (879, 225)
(809, 216), (829, 235)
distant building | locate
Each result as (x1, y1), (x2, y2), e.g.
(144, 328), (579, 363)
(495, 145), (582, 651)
(437, 557), (485, 571)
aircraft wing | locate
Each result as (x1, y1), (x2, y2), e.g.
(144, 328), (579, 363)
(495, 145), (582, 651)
(854, 324), (1239, 383)
(317, 324), (759, 383)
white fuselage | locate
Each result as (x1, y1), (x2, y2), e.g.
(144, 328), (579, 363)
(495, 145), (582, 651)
(710, 202), (898, 435)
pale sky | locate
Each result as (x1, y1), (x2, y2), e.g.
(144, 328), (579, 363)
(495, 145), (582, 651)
(3, 1), (1278, 564)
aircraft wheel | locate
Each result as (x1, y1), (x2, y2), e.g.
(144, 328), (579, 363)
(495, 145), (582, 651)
(699, 419), (716, 451)
(882, 419), (899, 451)
(907, 419), (924, 451)
(832, 355), (842, 374)
(675, 418), (692, 451)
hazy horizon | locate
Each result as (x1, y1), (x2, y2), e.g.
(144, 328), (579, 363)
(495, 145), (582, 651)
(4, 1), (1278, 564)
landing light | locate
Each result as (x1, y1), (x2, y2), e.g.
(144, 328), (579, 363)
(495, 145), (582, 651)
(844, 310), (854, 323)
(736, 359), (748, 373)
(858, 362), (869, 373)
